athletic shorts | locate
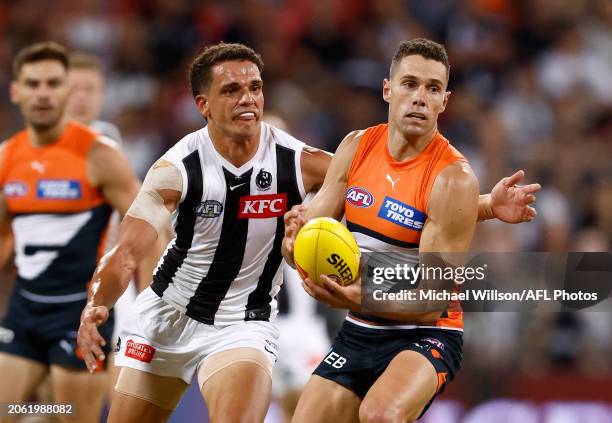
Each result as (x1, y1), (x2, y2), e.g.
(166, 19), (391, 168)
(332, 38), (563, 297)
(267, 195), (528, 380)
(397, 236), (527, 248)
(313, 319), (462, 417)
(114, 287), (280, 384)
(0, 289), (114, 371)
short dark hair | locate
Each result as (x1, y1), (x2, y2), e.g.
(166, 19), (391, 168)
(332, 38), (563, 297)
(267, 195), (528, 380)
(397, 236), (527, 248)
(13, 42), (69, 79)
(188, 42), (264, 97)
(390, 38), (450, 81)
(69, 52), (102, 72)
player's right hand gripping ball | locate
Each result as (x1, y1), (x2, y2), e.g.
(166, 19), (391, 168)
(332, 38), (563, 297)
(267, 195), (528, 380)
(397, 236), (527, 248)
(293, 217), (360, 286)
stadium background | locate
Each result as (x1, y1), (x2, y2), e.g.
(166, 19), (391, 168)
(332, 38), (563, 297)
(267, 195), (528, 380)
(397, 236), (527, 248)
(0, 0), (610, 421)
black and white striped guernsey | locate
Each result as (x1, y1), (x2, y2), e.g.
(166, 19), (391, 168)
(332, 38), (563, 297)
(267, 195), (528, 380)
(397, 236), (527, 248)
(150, 122), (305, 325)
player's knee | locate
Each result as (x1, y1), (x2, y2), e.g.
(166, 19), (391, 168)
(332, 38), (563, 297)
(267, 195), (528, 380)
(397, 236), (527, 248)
(359, 401), (421, 423)
(359, 402), (397, 423)
(209, 408), (261, 423)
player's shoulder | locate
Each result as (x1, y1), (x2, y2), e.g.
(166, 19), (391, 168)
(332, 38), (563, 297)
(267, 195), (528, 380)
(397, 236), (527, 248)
(156, 125), (207, 173)
(262, 121), (304, 150)
(90, 120), (123, 144)
(433, 160), (478, 195)
(335, 128), (367, 158)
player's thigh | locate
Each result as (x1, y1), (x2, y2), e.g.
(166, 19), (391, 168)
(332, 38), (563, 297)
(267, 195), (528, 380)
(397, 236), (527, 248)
(0, 352), (47, 403)
(200, 349), (272, 423)
(359, 350), (437, 423)
(108, 367), (188, 423)
(107, 353), (121, 400)
(292, 375), (361, 423)
(49, 364), (108, 423)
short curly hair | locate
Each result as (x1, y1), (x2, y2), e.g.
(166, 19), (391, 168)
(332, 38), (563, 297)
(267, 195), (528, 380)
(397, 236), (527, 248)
(188, 42), (264, 97)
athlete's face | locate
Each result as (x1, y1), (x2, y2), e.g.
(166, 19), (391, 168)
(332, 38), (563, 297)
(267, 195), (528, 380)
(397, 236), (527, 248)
(11, 60), (70, 132)
(197, 60), (264, 140)
(66, 68), (104, 125)
(383, 55), (450, 139)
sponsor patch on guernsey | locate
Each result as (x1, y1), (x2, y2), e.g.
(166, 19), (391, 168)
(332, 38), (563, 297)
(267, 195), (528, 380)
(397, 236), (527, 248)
(37, 179), (82, 199)
(377, 196), (426, 231)
(346, 186), (374, 208)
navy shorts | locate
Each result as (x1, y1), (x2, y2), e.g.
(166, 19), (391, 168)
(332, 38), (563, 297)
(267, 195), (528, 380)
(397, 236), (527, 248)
(0, 291), (114, 371)
(313, 319), (462, 417)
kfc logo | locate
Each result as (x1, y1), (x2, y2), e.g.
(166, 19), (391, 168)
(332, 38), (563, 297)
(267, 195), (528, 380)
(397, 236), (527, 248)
(239, 193), (287, 218)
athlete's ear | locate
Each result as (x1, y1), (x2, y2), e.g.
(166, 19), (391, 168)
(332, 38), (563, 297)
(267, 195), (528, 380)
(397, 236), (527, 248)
(382, 78), (391, 104)
(440, 91), (451, 113)
(195, 94), (209, 118)
(9, 81), (19, 104)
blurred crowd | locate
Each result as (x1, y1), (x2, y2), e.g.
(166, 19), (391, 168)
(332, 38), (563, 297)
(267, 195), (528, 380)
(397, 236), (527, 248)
(1, 0), (610, 395)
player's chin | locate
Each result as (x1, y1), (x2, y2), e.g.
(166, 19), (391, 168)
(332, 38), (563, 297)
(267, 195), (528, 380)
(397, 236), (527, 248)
(399, 124), (429, 138)
(232, 119), (260, 137)
(30, 116), (61, 131)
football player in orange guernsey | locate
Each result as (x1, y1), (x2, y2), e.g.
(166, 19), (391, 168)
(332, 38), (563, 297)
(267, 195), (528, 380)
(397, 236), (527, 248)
(283, 38), (540, 423)
(0, 42), (141, 423)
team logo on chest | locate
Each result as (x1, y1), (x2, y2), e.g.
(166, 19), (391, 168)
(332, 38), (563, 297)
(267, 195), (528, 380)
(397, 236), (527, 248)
(256, 168), (272, 191)
(239, 193), (287, 218)
(346, 187), (374, 208)
(195, 200), (223, 218)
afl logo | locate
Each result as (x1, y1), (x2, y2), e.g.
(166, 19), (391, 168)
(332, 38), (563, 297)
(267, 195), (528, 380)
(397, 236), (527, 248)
(256, 169), (272, 191)
(195, 200), (223, 218)
(346, 187), (373, 208)
(3, 181), (28, 198)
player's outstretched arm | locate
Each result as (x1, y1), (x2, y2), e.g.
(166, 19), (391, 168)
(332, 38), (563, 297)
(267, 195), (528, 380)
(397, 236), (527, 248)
(88, 139), (171, 292)
(78, 159), (181, 372)
(478, 170), (541, 223)
(282, 131), (362, 267)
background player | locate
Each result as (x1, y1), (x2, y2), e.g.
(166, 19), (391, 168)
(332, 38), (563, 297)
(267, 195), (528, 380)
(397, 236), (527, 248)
(0, 42), (141, 422)
(65, 52), (122, 143)
(282, 38), (540, 423)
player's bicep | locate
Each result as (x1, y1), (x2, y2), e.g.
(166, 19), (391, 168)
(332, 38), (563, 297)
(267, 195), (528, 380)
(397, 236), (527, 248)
(301, 146), (332, 193)
(306, 131), (362, 220)
(125, 160), (182, 234)
(420, 162), (479, 255)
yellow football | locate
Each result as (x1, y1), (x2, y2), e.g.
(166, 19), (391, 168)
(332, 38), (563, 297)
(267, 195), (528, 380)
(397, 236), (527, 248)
(293, 217), (361, 286)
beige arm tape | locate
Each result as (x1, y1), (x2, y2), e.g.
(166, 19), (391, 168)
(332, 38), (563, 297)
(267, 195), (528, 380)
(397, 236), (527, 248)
(126, 162), (182, 235)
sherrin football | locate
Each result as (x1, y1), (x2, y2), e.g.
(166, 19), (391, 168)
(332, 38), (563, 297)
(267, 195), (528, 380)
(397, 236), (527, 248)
(293, 217), (361, 286)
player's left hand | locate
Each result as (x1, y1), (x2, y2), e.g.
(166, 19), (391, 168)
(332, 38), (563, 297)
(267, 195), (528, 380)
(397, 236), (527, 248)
(491, 170), (541, 223)
(301, 275), (362, 312)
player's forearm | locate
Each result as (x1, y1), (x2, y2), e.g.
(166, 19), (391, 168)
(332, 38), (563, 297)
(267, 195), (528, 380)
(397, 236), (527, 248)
(305, 184), (345, 222)
(89, 218), (158, 306)
(89, 244), (137, 308)
(477, 193), (494, 221)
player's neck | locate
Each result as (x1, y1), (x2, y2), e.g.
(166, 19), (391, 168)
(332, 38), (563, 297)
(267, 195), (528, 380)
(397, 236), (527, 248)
(208, 124), (261, 168)
(387, 123), (437, 162)
(27, 118), (68, 147)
